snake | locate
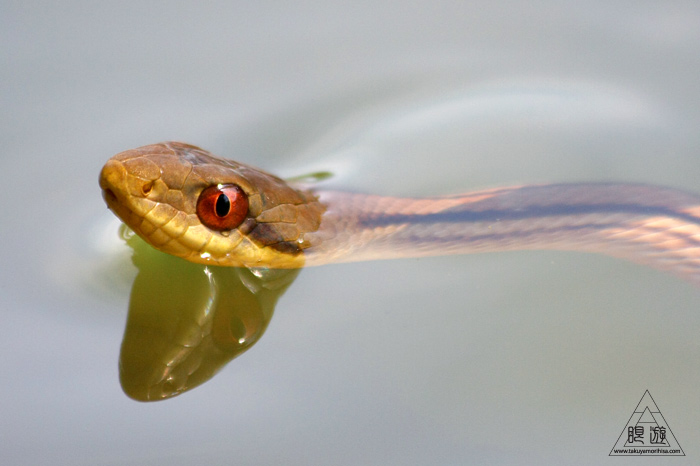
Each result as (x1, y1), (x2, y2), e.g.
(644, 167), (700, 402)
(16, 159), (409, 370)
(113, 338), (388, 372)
(99, 142), (700, 285)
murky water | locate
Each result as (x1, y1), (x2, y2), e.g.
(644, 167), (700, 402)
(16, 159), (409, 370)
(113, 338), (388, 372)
(2, 2), (700, 465)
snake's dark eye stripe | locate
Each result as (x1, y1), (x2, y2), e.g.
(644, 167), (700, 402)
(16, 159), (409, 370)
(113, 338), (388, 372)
(196, 184), (248, 231)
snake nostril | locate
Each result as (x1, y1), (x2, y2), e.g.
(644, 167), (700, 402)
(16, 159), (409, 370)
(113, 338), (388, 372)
(141, 181), (154, 196)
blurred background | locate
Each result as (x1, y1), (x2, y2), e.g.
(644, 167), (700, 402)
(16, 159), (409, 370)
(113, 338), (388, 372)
(2, 1), (700, 465)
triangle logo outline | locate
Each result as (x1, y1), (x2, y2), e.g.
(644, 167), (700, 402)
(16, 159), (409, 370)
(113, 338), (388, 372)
(609, 390), (684, 456)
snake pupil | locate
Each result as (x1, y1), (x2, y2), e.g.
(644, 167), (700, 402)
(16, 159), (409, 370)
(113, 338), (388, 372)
(215, 193), (231, 217)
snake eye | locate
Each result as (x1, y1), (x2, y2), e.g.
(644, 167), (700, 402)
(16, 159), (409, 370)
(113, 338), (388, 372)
(196, 184), (248, 231)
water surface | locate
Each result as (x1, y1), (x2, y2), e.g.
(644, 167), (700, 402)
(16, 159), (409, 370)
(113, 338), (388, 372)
(2, 2), (700, 465)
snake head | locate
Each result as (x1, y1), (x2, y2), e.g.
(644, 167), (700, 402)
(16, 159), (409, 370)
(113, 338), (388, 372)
(99, 142), (324, 268)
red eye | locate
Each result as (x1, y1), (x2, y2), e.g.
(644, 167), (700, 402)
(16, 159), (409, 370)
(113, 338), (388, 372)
(196, 184), (249, 231)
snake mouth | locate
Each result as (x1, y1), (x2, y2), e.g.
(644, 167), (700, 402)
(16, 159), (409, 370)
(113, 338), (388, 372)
(102, 187), (117, 205)
(99, 159), (143, 227)
(100, 187), (130, 223)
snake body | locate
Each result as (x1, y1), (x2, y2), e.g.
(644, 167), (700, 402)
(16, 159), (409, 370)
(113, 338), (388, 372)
(100, 142), (700, 284)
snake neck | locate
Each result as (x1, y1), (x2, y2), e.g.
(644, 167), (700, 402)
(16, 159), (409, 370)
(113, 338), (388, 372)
(302, 184), (700, 285)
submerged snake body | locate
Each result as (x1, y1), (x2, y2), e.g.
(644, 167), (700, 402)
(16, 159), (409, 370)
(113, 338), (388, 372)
(100, 142), (700, 284)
